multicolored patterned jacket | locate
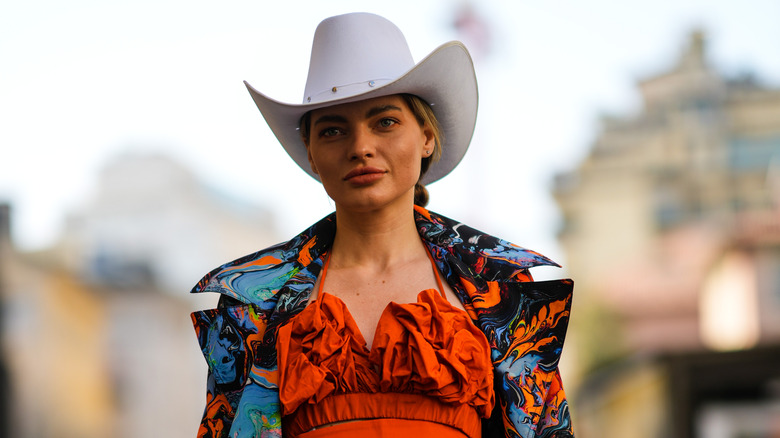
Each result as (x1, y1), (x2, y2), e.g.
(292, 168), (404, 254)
(191, 206), (574, 437)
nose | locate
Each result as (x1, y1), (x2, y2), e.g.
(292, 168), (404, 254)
(347, 126), (375, 160)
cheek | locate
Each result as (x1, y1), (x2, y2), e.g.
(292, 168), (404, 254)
(308, 147), (335, 175)
(306, 149), (318, 174)
(309, 153), (343, 194)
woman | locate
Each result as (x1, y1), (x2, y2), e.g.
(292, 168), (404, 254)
(191, 12), (574, 438)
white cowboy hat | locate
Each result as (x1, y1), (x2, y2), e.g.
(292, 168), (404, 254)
(244, 12), (478, 185)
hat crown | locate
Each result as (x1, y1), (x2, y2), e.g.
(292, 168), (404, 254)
(303, 13), (415, 104)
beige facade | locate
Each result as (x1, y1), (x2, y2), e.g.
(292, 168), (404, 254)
(554, 32), (780, 437)
(0, 235), (114, 438)
(558, 32), (780, 288)
(555, 30), (780, 347)
(0, 155), (282, 437)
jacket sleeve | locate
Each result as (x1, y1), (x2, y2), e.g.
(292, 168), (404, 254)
(535, 369), (573, 437)
(192, 301), (282, 437)
(493, 360), (573, 438)
(483, 279), (574, 438)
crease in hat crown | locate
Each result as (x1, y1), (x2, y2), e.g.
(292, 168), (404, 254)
(302, 13), (415, 105)
(244, 12), (478, 185)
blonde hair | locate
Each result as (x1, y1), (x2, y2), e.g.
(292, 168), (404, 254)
(299, 93), (443, 207)
(400, 94), (442, 207)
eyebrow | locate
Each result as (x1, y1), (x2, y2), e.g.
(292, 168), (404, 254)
(365, 104), (402, 118)
(312, 114), (348, 126)
(312, 104), (403, 126)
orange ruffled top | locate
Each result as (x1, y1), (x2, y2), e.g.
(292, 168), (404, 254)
(276, 252), (495, 438)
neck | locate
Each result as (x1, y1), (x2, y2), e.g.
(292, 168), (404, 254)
(330, 202), (424, 270)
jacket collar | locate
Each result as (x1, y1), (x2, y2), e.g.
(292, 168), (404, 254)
(191, 206), (558, 306)
(274, 204), (558, 277)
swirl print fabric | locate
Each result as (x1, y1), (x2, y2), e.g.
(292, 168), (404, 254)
(191, 206), (574, 437)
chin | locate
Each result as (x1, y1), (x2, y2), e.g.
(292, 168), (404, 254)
(333, 191), (414, 214)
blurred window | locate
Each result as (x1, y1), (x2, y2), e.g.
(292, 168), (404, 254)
(728, 136), (780, 171)
(653, 185), (688, 230)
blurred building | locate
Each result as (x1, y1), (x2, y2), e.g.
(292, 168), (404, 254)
(554, 32), (780, 437)
(0, 154), (281, 437)
(57, 153), (278, 295)
(1, 204), (115, 438)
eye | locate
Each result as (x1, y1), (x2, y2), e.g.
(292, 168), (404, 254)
(318, 127), (344, 138)
(377, 118), (397, 129)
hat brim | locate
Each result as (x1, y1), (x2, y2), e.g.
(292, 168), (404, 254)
(244, 41), (478, 185)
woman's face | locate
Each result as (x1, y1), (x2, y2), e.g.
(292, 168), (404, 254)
(305, 94), (434, 213)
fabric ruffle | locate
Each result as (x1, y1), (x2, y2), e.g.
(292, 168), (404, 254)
(276, 289), (494, 419)
(276, 292), (379, 415)
(371, 289), (494, 417)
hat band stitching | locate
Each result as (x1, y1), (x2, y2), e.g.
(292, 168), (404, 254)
(306, 78), (395, 103)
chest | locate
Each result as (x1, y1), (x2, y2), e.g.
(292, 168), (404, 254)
(309, 259), (464, 349)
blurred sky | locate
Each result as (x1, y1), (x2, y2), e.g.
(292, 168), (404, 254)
(2, 0), (780, 273)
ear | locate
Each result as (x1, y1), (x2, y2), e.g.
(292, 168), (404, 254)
(306, 143), (319, 175)
(421, 124), (435, 157)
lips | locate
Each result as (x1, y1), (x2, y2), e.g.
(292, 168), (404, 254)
(343, 166), (385, 181)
